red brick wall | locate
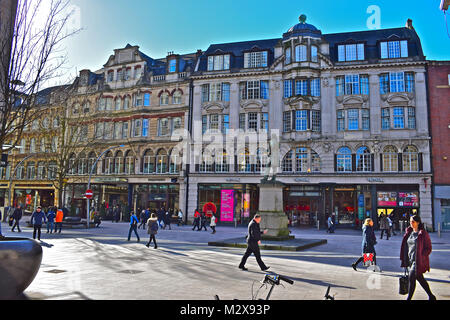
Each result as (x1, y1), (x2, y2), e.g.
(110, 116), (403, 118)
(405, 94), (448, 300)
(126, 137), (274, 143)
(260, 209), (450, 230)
(428, 61), (450, 184)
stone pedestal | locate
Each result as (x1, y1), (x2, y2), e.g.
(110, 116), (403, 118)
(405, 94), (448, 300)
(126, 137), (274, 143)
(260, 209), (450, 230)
(258, 179), (293, 241)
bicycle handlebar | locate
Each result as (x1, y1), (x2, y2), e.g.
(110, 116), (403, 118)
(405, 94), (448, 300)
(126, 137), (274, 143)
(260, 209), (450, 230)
(278, 274), (294, 285)
(263, 273), (294, 285)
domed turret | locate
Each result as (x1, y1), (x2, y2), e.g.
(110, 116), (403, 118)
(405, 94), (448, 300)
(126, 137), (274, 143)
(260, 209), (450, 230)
(283, 14), (322, 39)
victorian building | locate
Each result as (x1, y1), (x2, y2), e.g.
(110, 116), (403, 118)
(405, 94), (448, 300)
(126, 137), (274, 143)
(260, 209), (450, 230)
(188, 16), (432, 229)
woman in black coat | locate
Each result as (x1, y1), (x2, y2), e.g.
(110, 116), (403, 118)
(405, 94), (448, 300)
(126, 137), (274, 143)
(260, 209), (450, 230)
(352, 218), (377, 270)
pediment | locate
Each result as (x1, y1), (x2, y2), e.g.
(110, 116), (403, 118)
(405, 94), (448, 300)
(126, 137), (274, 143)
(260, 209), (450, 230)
(343, 96), (364, 105)
(203, 102), (225, 112)
(387, 94), (410, 104)
(241, 100), (265, 110)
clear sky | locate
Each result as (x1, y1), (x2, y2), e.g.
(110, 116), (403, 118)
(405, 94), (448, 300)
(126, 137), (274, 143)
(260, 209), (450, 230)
(53, 0), (450, 83)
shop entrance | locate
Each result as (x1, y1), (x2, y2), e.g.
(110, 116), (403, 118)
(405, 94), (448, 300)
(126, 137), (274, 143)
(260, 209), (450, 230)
(284, 185), (321, 227)
(333, 185), (357, 226)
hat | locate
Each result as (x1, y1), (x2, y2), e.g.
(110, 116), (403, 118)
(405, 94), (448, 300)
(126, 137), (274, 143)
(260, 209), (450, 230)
(37, 206), (42, 209)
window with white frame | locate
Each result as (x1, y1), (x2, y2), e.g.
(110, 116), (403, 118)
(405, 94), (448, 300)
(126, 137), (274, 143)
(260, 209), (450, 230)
(393, 107), (405, 129)
(115, 98), (121, 110)
(382, 146), (398, 172)
(295, 79), (308, 96)
(295, 45), (307, 62)
(311, 45), (318, 62)
(337, 110), (345, 131)
(114, 122), (122, 140)
(310, 78), (321, 97)
(160, 92), (169, 105)
(172, 117), (182, 131)
(134, 66), (142, 79)
(381, 108), (390, 130)
(285, 47), (291, 64)
(338, 43), (365, 62)
(245, 51), (268, 68)
(207, 54), (230, 71)
(402, 146), (419, 172)
(295, 110), (308, 131)
(122, 122), (128, 139)
(380, 40), (408, 59)
(347, 109), (359, 130)
(117, 69), (123, 81)
(142, 118), (149, 137)
(158, 118), (170, 136)
(336, 147), (352, 172)
(408, 107), (416, 129)
(201, 83), (230, 102)
(379, 72), (414, 94)
(135, 93), (143, 107)
(362, 109), (370, 131)
(356, 146), (372, 172)
(311, 110), (321, 132)
(173, 91), (182, 104)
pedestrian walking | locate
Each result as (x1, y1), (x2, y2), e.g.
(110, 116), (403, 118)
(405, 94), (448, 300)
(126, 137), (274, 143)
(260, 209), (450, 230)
(400, 215), (436, 300)
(146, 213), (158, 249)
(30, 206), (47, 241)
(326, 215), (335, 233)
(164, 209), (172, 230)
(46, 207), (56, 233)
(388, 214), (396, 236)
(138, 210), (147, 229)
(210, 214), (217, 234)
(192, 209), (200, 231)
(127, 211), (140, 242)
(157, 207), (165, 228)
(238, 214), (270, 271)
(199, 212), (208, 231)
(93, 211), (101, 227)
(352, 218), (377, 270)
(11, 205), (23, 232)
(380, 214), (390, 240)
(55, 208), (63, 233)
(177, 209), (183, 226)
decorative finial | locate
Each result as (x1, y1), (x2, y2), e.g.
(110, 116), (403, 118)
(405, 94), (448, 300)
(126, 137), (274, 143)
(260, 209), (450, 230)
(299, 14), (307, 24)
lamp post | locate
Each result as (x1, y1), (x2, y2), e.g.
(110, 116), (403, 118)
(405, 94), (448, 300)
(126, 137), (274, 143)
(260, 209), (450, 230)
(86, 145), (124, 229)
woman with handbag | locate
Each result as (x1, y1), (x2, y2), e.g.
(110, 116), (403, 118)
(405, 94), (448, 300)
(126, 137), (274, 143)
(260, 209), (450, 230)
(400, 215), (436, 300)
(352, 218), (377, 271)
(146, 213), (158, 249)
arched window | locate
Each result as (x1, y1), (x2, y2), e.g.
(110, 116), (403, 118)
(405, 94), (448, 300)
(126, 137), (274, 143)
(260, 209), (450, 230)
(29, 138), (36, 153)
(336, 147), (352, 172)
(19, 139), (26, 154)
(114, 151), (124, 174)
(160, 92), (169, 106)
(356, 146), (372, 172)
(295, 148), (309, 172)
(103, 151), (114, 174)
(200, 147), (214, 173)
(123, 96), (130, 110)
(26, 162), (36, 180)
(40, 138), (46, 153)
(382, 146), (398, 172)
(37, 162), (46, 180)
(53, 116), (60, 128)
(172, 90), (182, 104)
(115, 98), (122, 111)
(124, 151), (135, 174)
(169, 148), (181, 173)
(88, 152), (97, 175)
(51, 137), (58, 153)
(238, 148), (251, 173)
(143, 150), (155, 174)
(16, 164), (25, 179)
(78, 152), (88, 175)
(69, 153), (77, 175)
(403, 146), (419, 172)
(48, 161), (57, 180)
(215, 149), (229, 173)
(282, 150), (293, 172)
(156, 149), (167, 174)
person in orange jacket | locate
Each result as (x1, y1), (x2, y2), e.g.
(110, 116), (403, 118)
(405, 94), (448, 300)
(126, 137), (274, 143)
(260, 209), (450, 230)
(55, 209), (64, 234)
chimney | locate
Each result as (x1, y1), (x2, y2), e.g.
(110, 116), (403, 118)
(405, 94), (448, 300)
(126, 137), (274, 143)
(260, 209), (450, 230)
(406, 19), (414, 30)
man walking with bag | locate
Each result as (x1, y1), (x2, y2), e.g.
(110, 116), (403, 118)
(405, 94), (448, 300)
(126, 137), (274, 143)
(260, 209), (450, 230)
(31, 206), (47, 241)
(238, 214), (270, 272)
(127, 211), (140, 242)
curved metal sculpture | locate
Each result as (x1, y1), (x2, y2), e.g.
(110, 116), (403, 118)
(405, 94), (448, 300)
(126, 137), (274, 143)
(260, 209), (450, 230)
(0, 238), (42, 299)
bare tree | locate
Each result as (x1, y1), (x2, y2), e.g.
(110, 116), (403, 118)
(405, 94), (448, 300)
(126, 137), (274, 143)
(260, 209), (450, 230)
(0, 0), (80, 156)
(38, 83), (99, 208)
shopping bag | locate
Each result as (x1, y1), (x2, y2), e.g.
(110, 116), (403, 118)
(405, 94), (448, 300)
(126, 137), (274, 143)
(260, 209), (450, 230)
(363, 253), (374, 267)
(399, 268), (409, 295)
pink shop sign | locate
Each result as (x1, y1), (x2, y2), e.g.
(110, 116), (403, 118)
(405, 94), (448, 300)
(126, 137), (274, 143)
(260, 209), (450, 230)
(220, 190), (234, 222)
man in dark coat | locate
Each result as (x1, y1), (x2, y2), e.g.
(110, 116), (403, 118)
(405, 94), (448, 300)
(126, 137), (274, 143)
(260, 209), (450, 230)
(238, 214), (270, 271)
(31, 206), (47, 241)
(11, 205), (23, 232)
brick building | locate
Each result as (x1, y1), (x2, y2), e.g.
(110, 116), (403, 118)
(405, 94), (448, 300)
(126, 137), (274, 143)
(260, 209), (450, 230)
(427, 60), (450, 231)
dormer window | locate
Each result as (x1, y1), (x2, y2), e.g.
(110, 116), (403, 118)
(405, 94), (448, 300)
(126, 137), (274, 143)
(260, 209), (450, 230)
(207, 54), (230, 71)
(244, 51), (268, 68)
(380, 40), (408, 59)
(338, 43), (365, 62)
(107, 70), (114, 82)
(169, 59), (177, 73)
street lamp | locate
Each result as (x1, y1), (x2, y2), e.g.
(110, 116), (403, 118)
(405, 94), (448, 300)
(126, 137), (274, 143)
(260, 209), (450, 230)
(86, 145), (125, 229)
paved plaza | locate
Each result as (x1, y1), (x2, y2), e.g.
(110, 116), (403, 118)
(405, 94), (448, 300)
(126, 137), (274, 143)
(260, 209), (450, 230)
(1, 221), (449, 300)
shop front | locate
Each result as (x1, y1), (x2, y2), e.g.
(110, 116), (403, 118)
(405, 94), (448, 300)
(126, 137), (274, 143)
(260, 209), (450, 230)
(283, 185), (321, 227)
(13, 187), (55, 214)
(135, 183), (180, 213)
(198, 184), (259, 225)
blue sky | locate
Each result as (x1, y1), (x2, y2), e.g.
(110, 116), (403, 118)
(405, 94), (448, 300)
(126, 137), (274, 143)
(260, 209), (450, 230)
(60, 0), (449, 81)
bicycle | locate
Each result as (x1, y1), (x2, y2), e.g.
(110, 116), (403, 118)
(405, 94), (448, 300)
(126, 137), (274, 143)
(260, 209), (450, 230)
(214, 273), (294, 300)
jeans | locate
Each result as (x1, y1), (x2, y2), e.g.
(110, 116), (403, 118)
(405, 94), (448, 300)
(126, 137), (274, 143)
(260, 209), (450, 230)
(128, 224), (140, 241)
(239, 242), (268, 270)
(47, 221), (54, 233)
(55, 222), (62, 233)
(380, 229), (390, 240)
